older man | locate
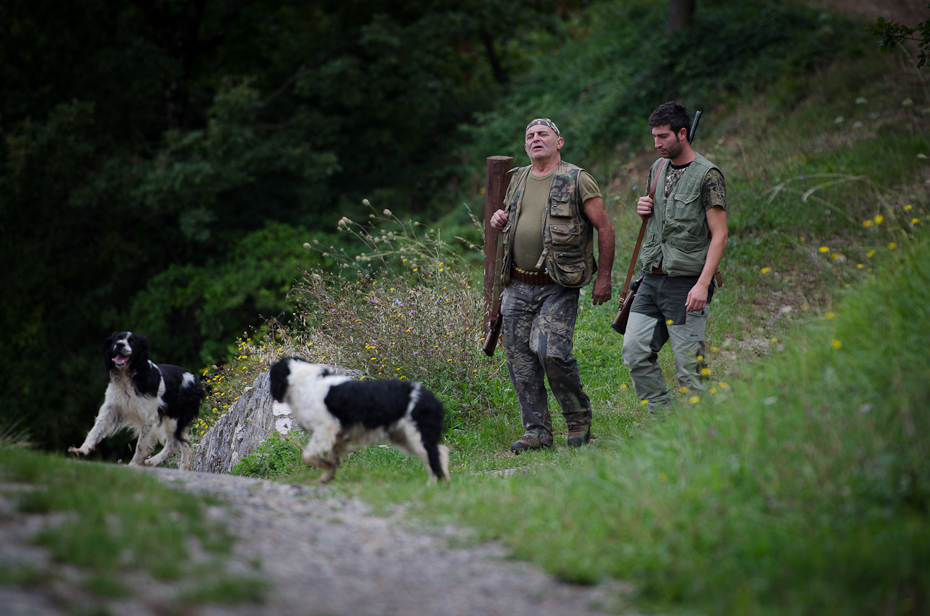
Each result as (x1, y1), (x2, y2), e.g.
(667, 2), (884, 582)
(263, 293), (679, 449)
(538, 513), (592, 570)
(490, 118), (615, 452)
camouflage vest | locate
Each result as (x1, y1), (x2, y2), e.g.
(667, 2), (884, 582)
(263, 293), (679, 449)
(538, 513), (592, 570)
(640, 153), (720, 277)
(500, 161), (595, 288)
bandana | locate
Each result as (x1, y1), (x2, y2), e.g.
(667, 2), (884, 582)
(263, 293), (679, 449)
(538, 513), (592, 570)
(525, 118), (560, 137)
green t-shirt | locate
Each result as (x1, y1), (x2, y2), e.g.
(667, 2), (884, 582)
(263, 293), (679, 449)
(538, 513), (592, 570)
(513, 169), (601, 270)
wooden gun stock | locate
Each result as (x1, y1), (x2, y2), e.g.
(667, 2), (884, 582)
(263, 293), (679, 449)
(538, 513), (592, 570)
(482, 311), (503, 357)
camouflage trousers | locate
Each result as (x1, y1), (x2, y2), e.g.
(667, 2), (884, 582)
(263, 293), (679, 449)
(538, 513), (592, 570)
(622, 273), (711, 415)
(501, 280), (593, 446)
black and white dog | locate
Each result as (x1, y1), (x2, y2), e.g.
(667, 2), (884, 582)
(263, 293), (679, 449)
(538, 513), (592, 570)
(269, 357), (450, 483)
(69, 332), (204, 470)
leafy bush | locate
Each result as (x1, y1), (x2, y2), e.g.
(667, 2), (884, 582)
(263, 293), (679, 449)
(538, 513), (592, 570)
(271, 205), (513, 427)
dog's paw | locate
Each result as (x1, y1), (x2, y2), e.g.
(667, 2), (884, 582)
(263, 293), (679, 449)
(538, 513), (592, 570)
(68, 446), (89, 456)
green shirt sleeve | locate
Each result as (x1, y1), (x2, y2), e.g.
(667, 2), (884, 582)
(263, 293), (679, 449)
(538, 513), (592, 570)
(578, 170), (602, 203)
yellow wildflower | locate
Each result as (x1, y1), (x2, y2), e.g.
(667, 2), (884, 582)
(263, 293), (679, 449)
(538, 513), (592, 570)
(832, 339), (842, 349)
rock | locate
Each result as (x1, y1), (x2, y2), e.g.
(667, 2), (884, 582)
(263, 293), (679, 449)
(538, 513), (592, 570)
(192, 364), (362, 474)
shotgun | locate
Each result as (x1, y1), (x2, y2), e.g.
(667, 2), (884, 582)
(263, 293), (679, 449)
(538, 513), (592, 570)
(482, 300), (503, 356)
(611, 110), (702, 334)
(483, 206), (506, 356)
(481, 157), (513, 356)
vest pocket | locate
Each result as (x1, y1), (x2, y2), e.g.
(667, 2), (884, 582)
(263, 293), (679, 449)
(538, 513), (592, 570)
(670, 193), (702, 222)
(548, 220), (582, 249)
(549, 199), (572, 217)
(668, 233), (706, 253)
(550, 251), (586, 287)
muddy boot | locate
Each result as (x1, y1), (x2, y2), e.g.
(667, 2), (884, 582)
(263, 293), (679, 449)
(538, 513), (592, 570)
(510, 434), (551, 454)
(567, 424), (591, 448)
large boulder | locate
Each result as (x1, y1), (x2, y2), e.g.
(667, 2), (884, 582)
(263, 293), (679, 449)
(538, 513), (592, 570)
(191, 364), (362, 474)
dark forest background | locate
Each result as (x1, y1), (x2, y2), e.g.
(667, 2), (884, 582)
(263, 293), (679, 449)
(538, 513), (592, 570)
(1, 0), (873, 451)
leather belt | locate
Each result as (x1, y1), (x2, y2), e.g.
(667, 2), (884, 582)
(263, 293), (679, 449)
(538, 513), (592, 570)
(650, 264), (665, 275)
(511, 265), (554, 285)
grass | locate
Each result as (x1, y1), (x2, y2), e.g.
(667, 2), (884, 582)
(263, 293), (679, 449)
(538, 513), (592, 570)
(0, 447), (266, 610)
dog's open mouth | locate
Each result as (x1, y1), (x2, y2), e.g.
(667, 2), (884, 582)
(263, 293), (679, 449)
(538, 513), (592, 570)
(113, 354), (131, 366)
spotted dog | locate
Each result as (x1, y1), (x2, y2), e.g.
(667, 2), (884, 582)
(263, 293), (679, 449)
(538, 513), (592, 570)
(69, 332), (204, 470)
(269, 357), (450, 483)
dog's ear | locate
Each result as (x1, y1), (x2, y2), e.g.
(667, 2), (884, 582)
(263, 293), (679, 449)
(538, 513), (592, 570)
(131, 333), (150, 358)
(103, 333), (119, 370)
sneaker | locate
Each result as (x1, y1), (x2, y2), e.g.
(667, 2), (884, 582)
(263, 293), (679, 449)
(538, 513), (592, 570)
(567, 425), (591, 447)
(510, 435), (550, 454)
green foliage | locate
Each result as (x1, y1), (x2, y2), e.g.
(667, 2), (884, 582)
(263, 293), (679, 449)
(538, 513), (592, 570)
(277, 206), (515, 427)
(459, 0), (862, 174)
(868, 8), (930, 67)
(0, 0), (571, 452)
(231, 431), (308, 480)
(129, 222), (327, 364)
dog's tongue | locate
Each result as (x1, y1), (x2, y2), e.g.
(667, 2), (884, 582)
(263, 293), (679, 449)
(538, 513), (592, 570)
(114, 355), (130, 366)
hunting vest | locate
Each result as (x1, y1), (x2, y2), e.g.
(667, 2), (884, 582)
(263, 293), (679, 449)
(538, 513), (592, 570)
(500, 161), (596, 288)
(639, 153), (720, 277)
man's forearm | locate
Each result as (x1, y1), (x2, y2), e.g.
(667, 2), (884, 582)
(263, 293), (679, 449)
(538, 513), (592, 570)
(597, 231), (615, 280)
(698, 236), (726, 287)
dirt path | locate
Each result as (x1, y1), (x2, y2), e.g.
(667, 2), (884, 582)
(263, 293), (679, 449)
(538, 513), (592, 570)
(1, 466), (635, 616)
(152, 468), (634, 616)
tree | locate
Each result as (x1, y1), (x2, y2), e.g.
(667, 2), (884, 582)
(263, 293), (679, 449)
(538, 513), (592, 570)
(868, 6), (930, 67)
(668, 0), (696, 34)
(0, 0), (584, 453)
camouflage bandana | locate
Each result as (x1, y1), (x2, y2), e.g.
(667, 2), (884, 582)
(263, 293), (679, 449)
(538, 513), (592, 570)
(525, 118), (560, 137)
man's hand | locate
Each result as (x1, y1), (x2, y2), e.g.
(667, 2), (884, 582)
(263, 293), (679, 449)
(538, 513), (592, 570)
(685, 281), (710, 312)
(636, 195), (654, 219)
(490, 209), (509, 230)
(591, 274), (612, 306)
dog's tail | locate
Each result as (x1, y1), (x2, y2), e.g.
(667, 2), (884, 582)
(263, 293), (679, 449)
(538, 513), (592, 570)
(412, 385), (450, 481)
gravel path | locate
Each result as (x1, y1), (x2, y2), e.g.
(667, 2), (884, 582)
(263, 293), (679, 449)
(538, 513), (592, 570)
(2, 466), (636, 616)
(155, 468), (633, 616)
